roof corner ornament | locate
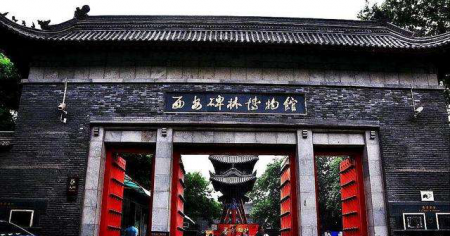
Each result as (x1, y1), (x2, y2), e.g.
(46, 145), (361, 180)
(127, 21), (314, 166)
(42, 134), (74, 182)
(74, 5), (90, 20)
(38, 20), (51, 30)
(0, 12), (8, 17)
(21, 20), (26, 26)
(31, 22), (35, 29)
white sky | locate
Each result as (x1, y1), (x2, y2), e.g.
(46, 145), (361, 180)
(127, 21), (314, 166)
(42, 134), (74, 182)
(1, 0), (384, 26)
(182, 155), (284, 199)
(182, 155), (284, 178)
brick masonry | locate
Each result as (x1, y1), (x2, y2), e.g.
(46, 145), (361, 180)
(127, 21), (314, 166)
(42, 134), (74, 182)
(0, 51), (449, 236)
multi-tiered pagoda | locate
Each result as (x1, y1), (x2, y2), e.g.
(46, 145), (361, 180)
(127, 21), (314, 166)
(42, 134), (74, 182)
(209, 155), (259, 225)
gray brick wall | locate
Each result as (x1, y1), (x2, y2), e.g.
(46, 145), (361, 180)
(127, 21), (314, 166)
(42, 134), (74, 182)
(0, 50), (449, 236)
(1, 82), (448, 236)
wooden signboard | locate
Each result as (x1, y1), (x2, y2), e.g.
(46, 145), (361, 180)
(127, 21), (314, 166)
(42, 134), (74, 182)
(67, 177), (79, 201)
(165, 92), (306, 115)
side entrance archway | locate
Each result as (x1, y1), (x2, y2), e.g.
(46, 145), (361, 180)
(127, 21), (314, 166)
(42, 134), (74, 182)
(314, 150), (368, 236)
(99, 148), (155, 236)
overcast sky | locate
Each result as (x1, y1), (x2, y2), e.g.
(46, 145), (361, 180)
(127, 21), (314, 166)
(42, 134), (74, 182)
(182, 155), (284, 199)
(1, 0), (384, 26)
(182, 155), (283, 179)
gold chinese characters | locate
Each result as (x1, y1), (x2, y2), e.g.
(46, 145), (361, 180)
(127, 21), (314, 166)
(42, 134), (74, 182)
(170, 95), (300, 113)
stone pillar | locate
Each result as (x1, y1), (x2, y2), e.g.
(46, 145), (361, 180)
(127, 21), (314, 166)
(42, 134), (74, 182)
(363, 131), (389, 236)
(151, 128), (174, 232)
(296, 130), (318, 236)
(81, 127), (106, 236)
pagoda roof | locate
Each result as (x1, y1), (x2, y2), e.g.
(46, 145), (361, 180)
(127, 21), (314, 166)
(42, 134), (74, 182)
(1, 11), (450, 51)
(209, 155), (259, 164)
(210, 175), (257, 185)
(210, 168), (257, 185)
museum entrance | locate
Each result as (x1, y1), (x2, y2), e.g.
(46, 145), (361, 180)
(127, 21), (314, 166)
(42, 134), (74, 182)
(314, 150), (368, 236)
(99, 147), (154, 236)
(171, 145), (298, 236)
(94, 130), (375, 236)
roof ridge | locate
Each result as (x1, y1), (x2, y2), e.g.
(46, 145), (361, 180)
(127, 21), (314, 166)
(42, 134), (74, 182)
(382, 21), (415, 37)
(37, 14), (386, 32)
(1, 14), (449, 50)
(0, 15), (47, 38)
(78, 15), (386, 30)
(84, 14), (379, 23)
(209, 155), (259, 164)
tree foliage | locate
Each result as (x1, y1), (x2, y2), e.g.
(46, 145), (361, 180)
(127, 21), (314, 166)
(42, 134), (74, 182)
(121, 153), (153, 190)
(359, 0), (450, 103)
(358, 0), (450, 36)
(316, 156), (345, 232)
(0, 53), (21, 130)
(248, 158), (282, 229)
(184, 172), (222, 224)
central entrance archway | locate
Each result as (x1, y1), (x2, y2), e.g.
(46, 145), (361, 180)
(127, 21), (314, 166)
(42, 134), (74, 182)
(170, 145), (299, 236)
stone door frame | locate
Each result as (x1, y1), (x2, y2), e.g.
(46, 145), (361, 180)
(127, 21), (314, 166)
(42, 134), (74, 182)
(80, 127), (388, 236)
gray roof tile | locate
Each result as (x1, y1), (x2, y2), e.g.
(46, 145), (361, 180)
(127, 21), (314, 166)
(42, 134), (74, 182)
(1, 15), (449, 50)
(209, 155), (259, 164)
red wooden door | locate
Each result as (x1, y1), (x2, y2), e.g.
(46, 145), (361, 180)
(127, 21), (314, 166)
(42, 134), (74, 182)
(99, 153), (126, 236)
(170, 152), (186, 236)
(340, 157), (367, 236)
(280, 155), (298, 236)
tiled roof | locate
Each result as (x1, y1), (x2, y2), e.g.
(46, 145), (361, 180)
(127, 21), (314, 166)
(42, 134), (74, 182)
(209, 155), (259, 164)
(1, 15), (449, 50)
(210, 168), (257, 185)
(221, 167), (253, 176)
(210, 175), (257, 185)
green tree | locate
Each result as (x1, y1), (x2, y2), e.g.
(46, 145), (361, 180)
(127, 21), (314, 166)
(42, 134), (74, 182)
(121, 153), (153, 190)
(358, 0), (450, 36)
(248, 158), (282, 229)
(316, 156), (345, 232)
(184, 172), (222, 224)
(359, 0), (450, 102)
(0, 53), (21, 130)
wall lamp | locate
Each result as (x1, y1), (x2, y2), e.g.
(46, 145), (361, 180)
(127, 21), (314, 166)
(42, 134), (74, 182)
(411, 87), (424, 118)
(58, 80), (68, 123)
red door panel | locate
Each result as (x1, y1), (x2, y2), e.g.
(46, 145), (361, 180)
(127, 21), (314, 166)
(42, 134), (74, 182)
(100, 153), (126, 236)
(340, 157), (367, 236)
(171, 152), (186, 236)
(280, 155), (298, 236)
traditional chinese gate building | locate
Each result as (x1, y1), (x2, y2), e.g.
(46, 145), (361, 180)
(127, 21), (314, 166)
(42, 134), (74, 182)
(0, 6), (449, 236)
